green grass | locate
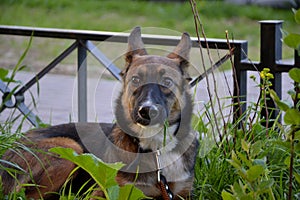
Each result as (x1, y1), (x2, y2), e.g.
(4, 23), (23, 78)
(0, 0), (299, 62)
(1, 2), (300, 199)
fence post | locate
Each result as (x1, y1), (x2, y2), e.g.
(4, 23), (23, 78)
(259, 20), (283, 122)
(233, 41), (248, 122)
(77, 40), (88, 122)
(295, 50), (300, 66)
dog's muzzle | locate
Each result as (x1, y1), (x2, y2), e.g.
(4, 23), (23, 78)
(138, 104), (159, 122)
(136, 103), (167, 126)
(132, 83), (168, 126)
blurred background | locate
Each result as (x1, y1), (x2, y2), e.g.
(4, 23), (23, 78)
(0, 0), (299, 128)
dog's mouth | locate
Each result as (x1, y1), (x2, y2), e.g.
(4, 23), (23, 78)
(133, 103), (167, 126)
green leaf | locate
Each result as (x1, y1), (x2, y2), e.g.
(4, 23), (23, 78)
(233, 181), (244, 196)
(0, 68), (9, 81)
(273, 140), (290, 150)
(241, 139), (250, 153)
(257, 179), (274, 191)
(269, 89), (290, 111)
(227, 151), (242, 170)
(119, 184), (147, 200)
(237, 152), (252, 168)
(284, 108), (300, 125)
(283, 33), (300, 52)
(50, 147), (125, 194)
(252, 158), (267, 168)
(221, 190), (235, 200)
(289, 68), (300, 83)
(250, 140), (263, 158)
(246, 165), (264, 182)
(107, 185), (120, 200)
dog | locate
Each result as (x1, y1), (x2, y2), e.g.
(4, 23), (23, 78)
(0, 27), (199, 199)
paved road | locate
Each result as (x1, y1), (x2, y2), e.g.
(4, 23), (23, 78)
(0, 70), (293, 132)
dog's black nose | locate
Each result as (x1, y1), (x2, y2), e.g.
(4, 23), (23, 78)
(138, 105), (159, 121)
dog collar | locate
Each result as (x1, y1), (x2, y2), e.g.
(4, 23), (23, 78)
(155, 150), (174, 200)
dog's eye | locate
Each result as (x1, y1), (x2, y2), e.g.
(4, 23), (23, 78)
(131, 76), (141, 86)
(161, 77), (173, 88)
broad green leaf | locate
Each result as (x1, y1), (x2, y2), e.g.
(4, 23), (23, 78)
(246, 165), (264, 182)
(283, 33), (300, 51)
(221, 190), (235, 200)
(118, 184), (147, 200)
(241, 139), (250, 153)
(227, 151), (242, 170)
(284, 108), (300, 125)
(50, 147), (125, 190)
(237, 152), (252, 168)
(233, 181), (244, 196)
(276, 100), (292, 111)
(287, 89), (296, 99)
(269, 89), (280, 102)
(250, 140), (263, 158)
(269, 89), (290, 111)
(227, 159), (241, 171)
(257, 179), (274, 191)
(107, 185), (120, 200)
(0, 68), (9, 81)
(252, 158), (267, 168)
(289, 68), (300, 83)
(273, 140), (290, 150)
(239, 194), (254, 200)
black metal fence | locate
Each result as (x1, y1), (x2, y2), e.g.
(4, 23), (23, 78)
(0, 21), (299, 127)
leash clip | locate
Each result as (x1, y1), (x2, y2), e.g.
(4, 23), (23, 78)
(155, 150), (174, 200)
(155, 150), (162, 182)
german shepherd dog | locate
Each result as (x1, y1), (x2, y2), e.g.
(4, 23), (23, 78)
(1, 27), (199, 199)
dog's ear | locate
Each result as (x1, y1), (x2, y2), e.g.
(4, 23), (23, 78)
(121, 27), (148, 77)
(167, 32), (192, 80)
(126, 27), (147, 64)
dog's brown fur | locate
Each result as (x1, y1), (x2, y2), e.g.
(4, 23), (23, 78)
(1, 27), (198, 199)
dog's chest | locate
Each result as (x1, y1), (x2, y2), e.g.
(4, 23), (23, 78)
(133, 151), (191, 197)
(160, 152), (191, 182)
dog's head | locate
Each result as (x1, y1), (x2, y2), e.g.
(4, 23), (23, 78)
(116, 27), (192, 148)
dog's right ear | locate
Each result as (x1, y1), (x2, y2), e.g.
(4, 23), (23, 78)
(122, 27), (147, 76)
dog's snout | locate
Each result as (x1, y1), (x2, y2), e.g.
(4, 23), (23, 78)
(138, 105), (159, 121)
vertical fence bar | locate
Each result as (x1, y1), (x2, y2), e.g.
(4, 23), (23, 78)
(233, 41), (248, 122)
(77, 40), (88, 122)
(295, 50), (300, 66)
(260, 20), (283, 122)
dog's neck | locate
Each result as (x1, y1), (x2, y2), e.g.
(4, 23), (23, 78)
(136, 123), (179, 152)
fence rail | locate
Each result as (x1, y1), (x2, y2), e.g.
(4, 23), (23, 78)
(0, 21), (299, 126)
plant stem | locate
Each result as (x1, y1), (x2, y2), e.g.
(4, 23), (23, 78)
(288, 128), (295, 200)
(262, 82), (269, 137)
(189, 0), (224, 151)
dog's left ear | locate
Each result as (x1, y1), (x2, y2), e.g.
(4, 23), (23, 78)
(126, 27), (147, 63)
(121, 27), (148, 77)
(167, 32), (192, 80)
